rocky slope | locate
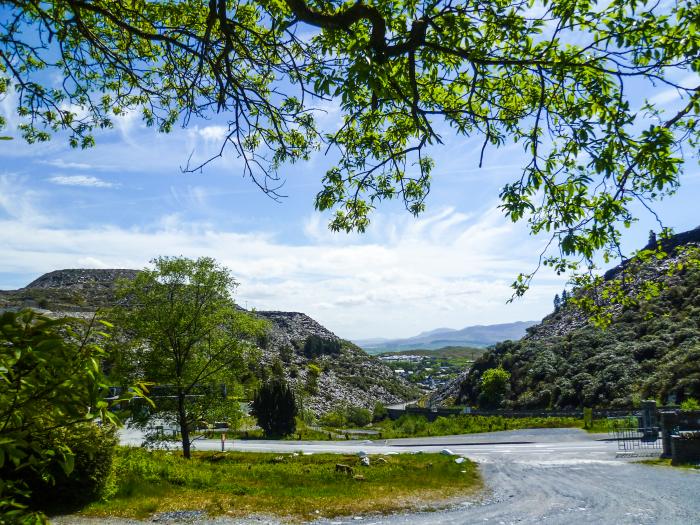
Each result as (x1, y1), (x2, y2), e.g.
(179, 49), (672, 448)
(433, 226), (700, 409)
(0, 270), (418, 414)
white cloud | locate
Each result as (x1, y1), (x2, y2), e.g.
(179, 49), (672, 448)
(0, 187), (566, 340)
(196, 125), (229, 142)
(48, 175), (117, 188)
(38, 159), (114, 171)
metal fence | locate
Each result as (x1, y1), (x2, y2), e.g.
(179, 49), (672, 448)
(612, 426), (662, 455)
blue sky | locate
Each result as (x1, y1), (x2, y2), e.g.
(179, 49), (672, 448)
(1, 70), (698, 340)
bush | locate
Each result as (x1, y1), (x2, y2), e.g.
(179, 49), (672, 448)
(478, 367), (511, 408)
(681, 397), (700, 411)
(0, 310), (140, 520)
(305, 363), (321, 394)
(346, 407), (371, 427)
(320, 409), (347, 428)
(373, 402), (388, 422)
(1, 424), (118, 513)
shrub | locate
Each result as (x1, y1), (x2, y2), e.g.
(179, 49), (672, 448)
(478, 367), (511, 408)
(1, 424), (118, 514)
(320, 409), (347, 428)
(305, 363), (322, 394)
(681, 397), (700, 411)
(0, 310), (142, 520)
(346, 407), (372, 427)
(373, 402), (389, 422)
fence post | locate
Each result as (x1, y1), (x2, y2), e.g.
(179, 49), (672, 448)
(659, 410), (678, 458)
(641, 400), (657, 429)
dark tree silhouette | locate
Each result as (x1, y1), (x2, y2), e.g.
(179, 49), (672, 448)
(251, 378), (298, 437)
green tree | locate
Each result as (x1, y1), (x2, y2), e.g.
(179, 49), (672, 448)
(0, 310), (141, 522)
(553, 294), (561, 313)
(251, 378), (298, 437)
(479, 367), (511, 409)
(373, 401), (389, 422)
(346, 406), (372, 427)
(648, 230), (658, 247)
(303, 335), (341, 358)
(1, 0), (698, 282)
(305, 363), (322, 395)
(111, 256), (266, 459)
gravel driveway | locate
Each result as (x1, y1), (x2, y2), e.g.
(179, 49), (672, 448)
(54, 429), (700, 525)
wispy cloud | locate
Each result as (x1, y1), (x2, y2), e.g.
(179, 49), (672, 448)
(38, 159), (115, 171)
(48, 175), (117, 188)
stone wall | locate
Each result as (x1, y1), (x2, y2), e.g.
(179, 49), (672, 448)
(671, 433), (700, 465)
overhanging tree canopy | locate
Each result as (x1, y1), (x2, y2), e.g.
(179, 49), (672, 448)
(1, 0), (698, 288)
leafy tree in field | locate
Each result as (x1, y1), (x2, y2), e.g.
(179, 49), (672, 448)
(111, 256), (267, 459)
(1, 0), (698, 286)
(0, 311), (141, 522)
(251, 378), (298, 437)
(479, 367), (511, 408)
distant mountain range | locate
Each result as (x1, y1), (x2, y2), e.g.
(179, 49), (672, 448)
(355, 321), (538, 354)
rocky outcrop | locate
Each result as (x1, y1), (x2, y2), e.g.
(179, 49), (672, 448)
(24, 269), (139, 290)
(251, 310), (417, 413)
(257, 311), (339, 347)
(1, 269), (418, 414)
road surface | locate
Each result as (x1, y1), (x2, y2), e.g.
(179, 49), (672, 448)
(89, 428), (700, 524)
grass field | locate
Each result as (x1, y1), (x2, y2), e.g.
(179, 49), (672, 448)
(200, 414), (618, 443)
(78, 449), (482, 521)
(371, 414), (594, 438)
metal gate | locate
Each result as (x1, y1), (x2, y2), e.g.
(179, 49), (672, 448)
(613, 426), (662, 455)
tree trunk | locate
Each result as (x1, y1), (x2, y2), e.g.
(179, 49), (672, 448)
(178, 391), (191, 459)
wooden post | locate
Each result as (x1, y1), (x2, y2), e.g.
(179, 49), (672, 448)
(221, 432), (226, 452)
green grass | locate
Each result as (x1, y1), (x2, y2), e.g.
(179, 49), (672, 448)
(638, 458), (700, 470)
(368, 414), (600, 438)
(199, 414), (619, 443)
(78, 448), (481, 521)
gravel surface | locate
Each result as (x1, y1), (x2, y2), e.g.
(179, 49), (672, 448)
(54, 429), (700, 525)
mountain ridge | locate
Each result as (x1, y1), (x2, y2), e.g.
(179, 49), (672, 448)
(355, 320), (538, 353)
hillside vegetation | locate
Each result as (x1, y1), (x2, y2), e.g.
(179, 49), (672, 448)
(456, 234), (700, 409)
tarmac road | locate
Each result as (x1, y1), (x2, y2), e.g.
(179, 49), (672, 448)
(69, 428), (700, 524)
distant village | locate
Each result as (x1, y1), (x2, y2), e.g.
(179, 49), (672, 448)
(377, 353), (462, 391)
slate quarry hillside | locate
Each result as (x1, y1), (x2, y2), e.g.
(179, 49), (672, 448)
(435, 227), (700, 409)
(0, 269), (418, 414)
